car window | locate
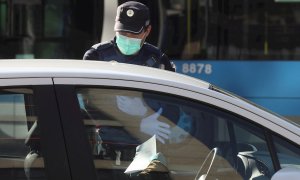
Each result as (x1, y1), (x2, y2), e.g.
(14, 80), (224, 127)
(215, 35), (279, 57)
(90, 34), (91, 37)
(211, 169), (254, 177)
(0, 88), (46, 180)
(273, 135), (300, 169)
(231, 119), (274, 179)
(76, 87), (291, 180)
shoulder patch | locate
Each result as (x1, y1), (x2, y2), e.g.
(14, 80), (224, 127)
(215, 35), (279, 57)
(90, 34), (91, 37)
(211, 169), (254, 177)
(142, 43), (163, 58)
(92, 41), (113, 51)
(143, 43), (160, 52)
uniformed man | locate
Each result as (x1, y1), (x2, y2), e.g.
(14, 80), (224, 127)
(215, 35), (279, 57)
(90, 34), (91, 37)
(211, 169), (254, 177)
(83, 1), (175, 72)
(82, 2), (178, 176)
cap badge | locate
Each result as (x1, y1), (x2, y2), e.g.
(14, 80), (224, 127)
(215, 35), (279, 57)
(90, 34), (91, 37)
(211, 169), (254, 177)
(126, 9), (134, 17)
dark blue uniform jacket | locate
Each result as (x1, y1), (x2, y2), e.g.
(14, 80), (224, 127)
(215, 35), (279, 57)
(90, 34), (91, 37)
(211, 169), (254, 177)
(83, 38), (175, 72)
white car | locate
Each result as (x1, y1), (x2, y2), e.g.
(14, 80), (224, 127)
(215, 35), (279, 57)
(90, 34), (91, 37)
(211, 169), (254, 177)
(0, 59), (299, 180)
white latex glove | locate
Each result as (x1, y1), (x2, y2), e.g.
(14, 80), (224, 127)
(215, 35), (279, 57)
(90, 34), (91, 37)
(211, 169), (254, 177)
(169, 126), (189, 144)
(140, 108), (171, 144)
(116, 95), (147, 116)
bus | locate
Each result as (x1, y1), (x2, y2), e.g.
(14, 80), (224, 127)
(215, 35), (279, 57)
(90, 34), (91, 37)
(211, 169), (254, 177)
(1, 0), (300, 122)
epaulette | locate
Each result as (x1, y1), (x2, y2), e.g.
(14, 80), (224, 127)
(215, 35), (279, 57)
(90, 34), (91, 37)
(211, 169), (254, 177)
(143, 43), (161, 53)
(91, 41), (113, 51)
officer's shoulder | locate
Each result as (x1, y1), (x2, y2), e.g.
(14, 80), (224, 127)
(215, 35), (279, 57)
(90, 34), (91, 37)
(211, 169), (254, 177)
(91, 41), (113, 51)
(143, 43), (162, 54)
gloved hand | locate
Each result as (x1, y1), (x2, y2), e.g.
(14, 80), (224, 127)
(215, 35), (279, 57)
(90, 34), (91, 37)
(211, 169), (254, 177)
(140, 108), (170, 144)
(116, 95), (147, 116)
(169, 109), (193, 143)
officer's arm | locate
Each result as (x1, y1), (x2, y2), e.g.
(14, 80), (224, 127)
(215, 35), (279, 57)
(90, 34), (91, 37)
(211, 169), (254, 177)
(161, 54), (176, 72)
(83, 48), (100, 60)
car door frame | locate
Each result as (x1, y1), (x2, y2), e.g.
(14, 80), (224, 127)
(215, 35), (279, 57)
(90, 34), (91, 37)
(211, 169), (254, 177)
(53, 84), (98, 180)
(0, 78), (72, 180)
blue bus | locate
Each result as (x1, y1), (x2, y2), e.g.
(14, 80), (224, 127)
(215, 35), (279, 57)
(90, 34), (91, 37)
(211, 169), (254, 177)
(0, 0), (300, 122)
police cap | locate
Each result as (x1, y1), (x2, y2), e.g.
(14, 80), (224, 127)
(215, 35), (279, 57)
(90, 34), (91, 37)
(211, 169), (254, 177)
(114, 1), (150, 34)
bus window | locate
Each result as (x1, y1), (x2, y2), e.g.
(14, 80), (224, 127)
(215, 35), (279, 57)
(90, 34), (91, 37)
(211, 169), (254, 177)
(148, 0), (219, 60)
(0, 0), (104, 59)
(145, 0), (300, 61)
(2, 0), (300, 61)
(218, 0), (300, 60)
(0, 0), (7, 37)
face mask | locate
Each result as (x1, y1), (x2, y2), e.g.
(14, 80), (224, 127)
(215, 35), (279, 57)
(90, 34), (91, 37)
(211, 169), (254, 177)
(116, 34), (143, 55)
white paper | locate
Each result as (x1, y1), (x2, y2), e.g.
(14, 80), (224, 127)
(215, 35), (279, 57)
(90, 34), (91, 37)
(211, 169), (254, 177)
(124, 135), (157, 174)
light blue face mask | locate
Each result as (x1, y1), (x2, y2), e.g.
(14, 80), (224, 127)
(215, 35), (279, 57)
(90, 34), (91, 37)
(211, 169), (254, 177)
(116, 34), (143, 55)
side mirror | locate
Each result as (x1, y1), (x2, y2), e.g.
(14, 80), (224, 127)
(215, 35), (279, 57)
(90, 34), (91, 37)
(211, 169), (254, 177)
(271, 167), (300, 180)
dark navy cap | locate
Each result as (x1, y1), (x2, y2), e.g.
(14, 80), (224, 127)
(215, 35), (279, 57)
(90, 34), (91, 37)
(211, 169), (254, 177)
(114, 1), (150, 34)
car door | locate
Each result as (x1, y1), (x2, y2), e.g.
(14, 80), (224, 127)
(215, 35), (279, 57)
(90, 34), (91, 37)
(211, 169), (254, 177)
(0, 78), (71, 180)
(53, 77), (300, 180)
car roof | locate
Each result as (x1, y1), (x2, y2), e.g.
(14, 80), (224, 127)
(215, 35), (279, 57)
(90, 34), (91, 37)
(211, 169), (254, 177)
(0, 59), (299, 139)
(0, 59), (210, 90)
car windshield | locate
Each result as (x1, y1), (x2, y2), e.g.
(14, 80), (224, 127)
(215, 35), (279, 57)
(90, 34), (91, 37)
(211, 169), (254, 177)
(209, 85), (300, 128)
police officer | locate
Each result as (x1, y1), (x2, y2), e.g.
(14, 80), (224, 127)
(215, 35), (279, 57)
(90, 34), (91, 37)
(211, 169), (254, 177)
(82, 4), (178, 176)
(83, 1), (175, 72)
